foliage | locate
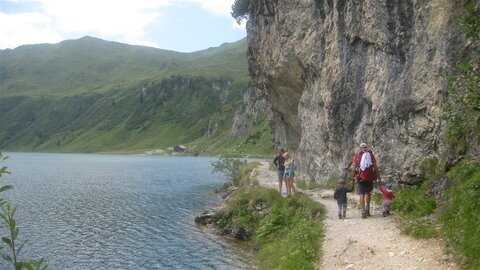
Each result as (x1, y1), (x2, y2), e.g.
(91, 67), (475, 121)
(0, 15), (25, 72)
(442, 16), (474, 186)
(443, 3), (480, 154)
(418, 157), (439, 179)
(391, 183), (439, 239)
(211, 157), (247, 184)
(397, 216), (439, 239)
(0, 153), (48, 269)
(296, 179), (323, 190)
(222, 163), (325, 270)
(231, 0), (250, 24)
(392, 185), (436, 218)
(441, 162), (480, 269)
(462, 3), (480, 40)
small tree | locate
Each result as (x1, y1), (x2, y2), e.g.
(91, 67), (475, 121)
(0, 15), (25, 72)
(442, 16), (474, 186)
(211, 157), (247, 184)
(0, 153), (48, 270)
(231, 0), (250, 24)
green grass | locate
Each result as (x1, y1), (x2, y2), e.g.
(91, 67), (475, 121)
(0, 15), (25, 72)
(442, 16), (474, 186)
(222, 163), (325, 270)
(441, 161), (480, 269)
(0, 37), (270, 156)
(392, 185), (437, 218)
(296, 179), (323, 190)
(390, 159), (480, 268)
(391, 181), (438, 240)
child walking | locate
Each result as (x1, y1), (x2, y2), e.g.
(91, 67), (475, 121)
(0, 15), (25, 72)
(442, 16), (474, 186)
(379, 182), (395, 217)
(334, 179), (354, 219)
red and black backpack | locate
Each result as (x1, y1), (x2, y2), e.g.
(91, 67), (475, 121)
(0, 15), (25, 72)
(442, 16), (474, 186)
(355, 150), (376, 181)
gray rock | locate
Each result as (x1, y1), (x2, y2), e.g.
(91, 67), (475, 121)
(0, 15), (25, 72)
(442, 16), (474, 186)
(246, 0), (471, 184)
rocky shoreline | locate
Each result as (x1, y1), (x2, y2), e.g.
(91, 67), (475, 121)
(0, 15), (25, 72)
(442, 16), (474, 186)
(194, 183), (270, 241)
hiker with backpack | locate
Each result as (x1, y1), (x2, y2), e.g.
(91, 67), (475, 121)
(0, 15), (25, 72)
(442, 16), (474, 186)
(351, 142), (381, 218)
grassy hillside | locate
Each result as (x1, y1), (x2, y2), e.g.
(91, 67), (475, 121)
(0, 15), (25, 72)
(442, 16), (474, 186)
(0, 37), (273, 155)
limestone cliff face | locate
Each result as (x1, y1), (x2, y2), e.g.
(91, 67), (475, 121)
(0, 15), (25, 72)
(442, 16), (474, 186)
(246, 0), (468, 183)
(231, 87), (271, 138)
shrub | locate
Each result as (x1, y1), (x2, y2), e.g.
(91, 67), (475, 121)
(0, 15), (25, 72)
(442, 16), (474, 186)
(418, 157), (439, 179)
(392, 185), (436, 217)
(231, 0), (250, 24)
(211, 157), (248, 184)
(441, 162), (480, 269)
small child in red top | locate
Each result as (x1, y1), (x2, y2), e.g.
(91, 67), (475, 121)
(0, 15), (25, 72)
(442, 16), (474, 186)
(379, 182), (395, 217)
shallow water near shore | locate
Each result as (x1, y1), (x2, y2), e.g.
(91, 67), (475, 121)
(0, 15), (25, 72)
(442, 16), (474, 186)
(1, 152), (255, 270)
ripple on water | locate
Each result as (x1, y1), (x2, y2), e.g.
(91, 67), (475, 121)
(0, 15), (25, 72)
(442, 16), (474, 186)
(2, 153), (256, 269)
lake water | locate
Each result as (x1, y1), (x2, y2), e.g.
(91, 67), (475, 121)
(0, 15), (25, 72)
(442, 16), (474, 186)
(1, 152), (255, 269)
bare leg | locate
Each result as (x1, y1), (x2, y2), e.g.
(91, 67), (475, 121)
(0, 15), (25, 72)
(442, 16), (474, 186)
(359, 194), (365, 209)
(291, 177), (296, 194)
(365, 192), (371, 215)
(286, 176), (291, 196)
(359, 194), (367, 218)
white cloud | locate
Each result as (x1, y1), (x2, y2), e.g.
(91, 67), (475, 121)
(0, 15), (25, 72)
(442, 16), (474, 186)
(232, 18), (247, 31)
(37, 0), (168, 46)
(192, 0), (232, 17)
(0, 0), (244, 50)
(0, 12), (63, 48)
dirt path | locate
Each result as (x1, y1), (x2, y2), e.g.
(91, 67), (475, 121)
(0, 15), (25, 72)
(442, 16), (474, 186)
(251, 162), (457, 270)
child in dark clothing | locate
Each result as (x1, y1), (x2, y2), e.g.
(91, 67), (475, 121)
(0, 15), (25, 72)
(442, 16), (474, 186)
(334, 179), (354, 219)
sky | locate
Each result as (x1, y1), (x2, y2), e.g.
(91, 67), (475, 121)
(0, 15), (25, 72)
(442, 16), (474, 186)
(0, 0), (247, 52)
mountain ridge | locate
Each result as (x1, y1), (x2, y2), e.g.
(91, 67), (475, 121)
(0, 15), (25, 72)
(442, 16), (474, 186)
(0, 36), (272, 155)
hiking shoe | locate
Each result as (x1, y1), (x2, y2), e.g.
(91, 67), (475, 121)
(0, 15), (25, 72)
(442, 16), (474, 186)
(361, 210), (367, 219)
(382, 211), (387, 217)
(338, 215), (342, 219)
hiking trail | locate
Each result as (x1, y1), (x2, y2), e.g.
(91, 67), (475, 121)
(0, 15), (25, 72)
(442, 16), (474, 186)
(251, 162), (457, 270)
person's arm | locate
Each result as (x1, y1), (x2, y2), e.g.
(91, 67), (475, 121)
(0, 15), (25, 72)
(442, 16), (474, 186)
(378, 183), (386, 194)
(273, 156), (278, 167)
(351, 162), (357, 179)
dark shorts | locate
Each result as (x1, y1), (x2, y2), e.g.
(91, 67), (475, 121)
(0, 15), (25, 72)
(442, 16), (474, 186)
(277, 169), (285, 181)
(358, 180), (373, 195)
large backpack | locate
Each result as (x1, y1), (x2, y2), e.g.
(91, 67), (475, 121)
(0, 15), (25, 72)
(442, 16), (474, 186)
(356, 150), (376, 181)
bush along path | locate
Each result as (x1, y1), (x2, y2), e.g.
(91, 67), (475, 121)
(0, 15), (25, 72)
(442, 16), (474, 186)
(252, 162), (457, 270)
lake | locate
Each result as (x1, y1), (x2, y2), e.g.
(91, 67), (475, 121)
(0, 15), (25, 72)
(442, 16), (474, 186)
(1, 152), (255, 269)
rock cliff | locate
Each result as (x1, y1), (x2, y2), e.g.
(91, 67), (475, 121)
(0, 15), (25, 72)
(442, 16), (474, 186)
(246, 0), (469, 183)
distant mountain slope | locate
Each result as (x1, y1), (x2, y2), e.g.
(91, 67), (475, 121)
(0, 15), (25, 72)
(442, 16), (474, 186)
(0, 36), (248, 96)
(0, 37), (272, 155)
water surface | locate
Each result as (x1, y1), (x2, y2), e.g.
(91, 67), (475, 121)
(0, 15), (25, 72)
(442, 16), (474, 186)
(1, 152), (254, 269)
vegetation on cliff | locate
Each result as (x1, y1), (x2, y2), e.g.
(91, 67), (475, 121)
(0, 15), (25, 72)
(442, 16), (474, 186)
(393, 4), (480, 269)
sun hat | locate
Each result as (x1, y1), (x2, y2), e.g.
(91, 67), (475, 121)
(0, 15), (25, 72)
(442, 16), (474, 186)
(337, 179), (345, 184)
(360, 142), (367, 148)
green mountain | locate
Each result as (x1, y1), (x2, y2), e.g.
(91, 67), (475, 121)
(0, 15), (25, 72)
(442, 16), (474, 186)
(0, 36), (272, 155)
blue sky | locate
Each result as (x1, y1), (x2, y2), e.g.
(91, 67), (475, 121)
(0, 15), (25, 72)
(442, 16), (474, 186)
(0, 0), (247, 52)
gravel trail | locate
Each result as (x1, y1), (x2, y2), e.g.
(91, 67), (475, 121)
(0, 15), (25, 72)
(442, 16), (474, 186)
(251, 162), (457, 270)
